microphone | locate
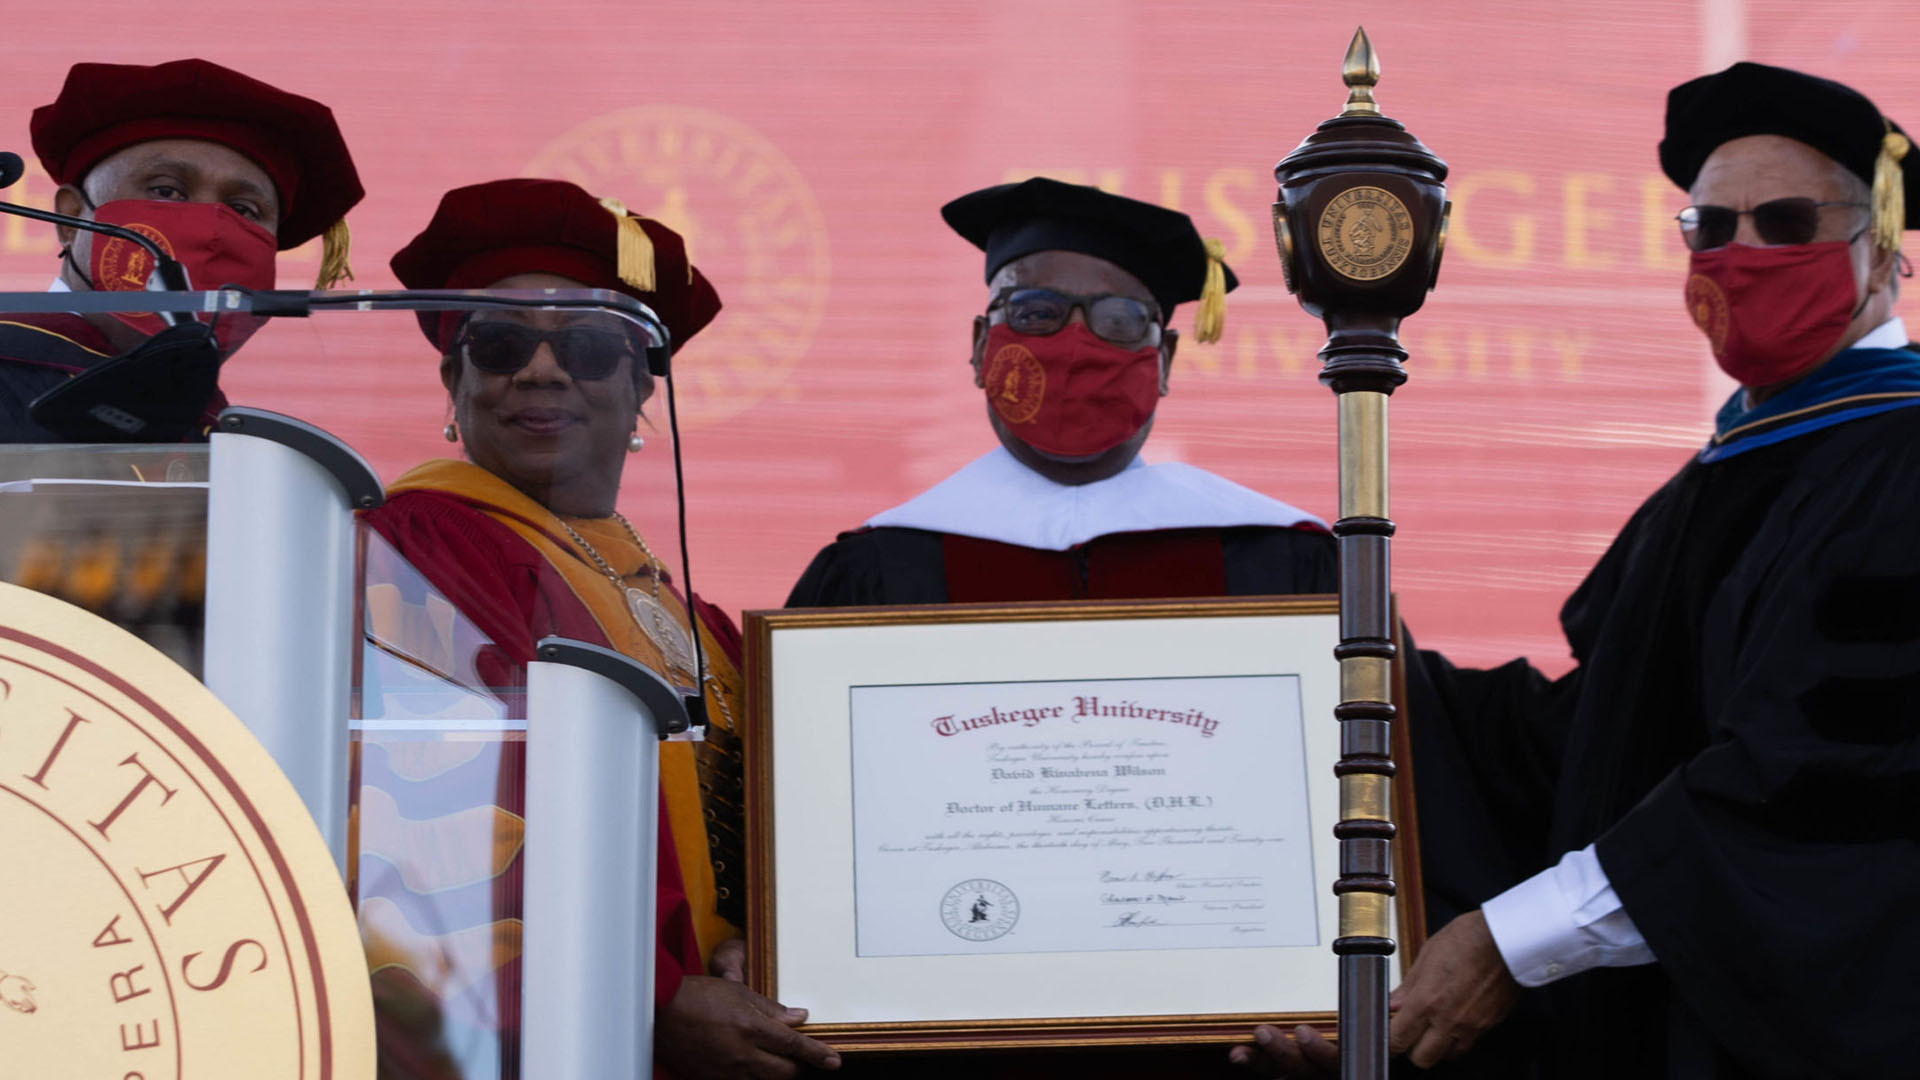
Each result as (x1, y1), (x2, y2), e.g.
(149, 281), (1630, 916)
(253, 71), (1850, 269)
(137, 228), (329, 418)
(0, 149), (187, 325)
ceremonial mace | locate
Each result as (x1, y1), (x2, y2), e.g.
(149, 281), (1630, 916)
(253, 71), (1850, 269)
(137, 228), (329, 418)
(1272, 28), (1448, 1080)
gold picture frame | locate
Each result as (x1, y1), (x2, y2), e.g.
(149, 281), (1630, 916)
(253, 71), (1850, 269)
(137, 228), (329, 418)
(743, 595), (1425, 1053)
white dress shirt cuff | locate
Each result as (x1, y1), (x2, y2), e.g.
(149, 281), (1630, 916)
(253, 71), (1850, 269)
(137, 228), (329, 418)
(1481, 844), (1656, 988)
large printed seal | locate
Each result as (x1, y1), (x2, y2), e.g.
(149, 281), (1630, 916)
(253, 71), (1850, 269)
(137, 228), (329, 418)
(940, 879), (1019, 942)
(526, 106), (831, 427)
(1317, 185), (1414, 282)
(0, 582), (373, 1078)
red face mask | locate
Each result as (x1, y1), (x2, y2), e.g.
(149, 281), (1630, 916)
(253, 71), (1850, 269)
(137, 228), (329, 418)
(1684, 241), (1861, 388)
(81, 199), (278, 350)
(980, 322), (1160, 457)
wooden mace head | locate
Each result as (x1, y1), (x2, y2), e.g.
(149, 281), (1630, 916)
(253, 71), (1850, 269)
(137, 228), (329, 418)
(1273, 28), (1450, 392)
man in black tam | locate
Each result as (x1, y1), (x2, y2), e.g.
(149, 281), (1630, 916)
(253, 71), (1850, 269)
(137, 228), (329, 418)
(1238, 60), (1920, 1080)
(789, 177), (1334, 608)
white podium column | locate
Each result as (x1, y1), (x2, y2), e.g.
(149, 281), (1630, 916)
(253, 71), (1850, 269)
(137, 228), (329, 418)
(202, 407), (383, 873)
(522, 637), (691, 1080)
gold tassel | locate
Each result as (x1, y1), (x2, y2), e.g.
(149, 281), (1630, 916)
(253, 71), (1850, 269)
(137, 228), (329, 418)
(1194, 237), (1227, 344)
(598, 196), (656, 291)
(1872, 127), (1909, 253)
(315, 218), (354, 289)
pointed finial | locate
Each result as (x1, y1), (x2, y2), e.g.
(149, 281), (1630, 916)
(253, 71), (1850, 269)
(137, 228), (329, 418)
(1341, 26), (1380, 117)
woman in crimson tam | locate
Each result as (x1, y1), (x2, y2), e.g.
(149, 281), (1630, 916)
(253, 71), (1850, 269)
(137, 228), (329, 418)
(363, 178), (839, 1080)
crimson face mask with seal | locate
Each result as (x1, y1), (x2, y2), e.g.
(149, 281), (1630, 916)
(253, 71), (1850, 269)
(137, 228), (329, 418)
(72, 198), (280, 350)
(980, 322), (1161, 457)
(1685, 240), (1864, 388)
(32, 199), (276, 441)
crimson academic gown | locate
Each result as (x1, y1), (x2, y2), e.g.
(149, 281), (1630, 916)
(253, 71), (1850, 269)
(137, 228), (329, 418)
(363, 488), (706, 1079)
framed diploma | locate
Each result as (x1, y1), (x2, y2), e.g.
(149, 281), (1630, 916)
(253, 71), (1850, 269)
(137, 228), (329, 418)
(743, 596), (1424, 1051)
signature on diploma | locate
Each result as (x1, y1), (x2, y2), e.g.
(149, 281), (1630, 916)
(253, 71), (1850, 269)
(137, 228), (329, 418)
(1099, 868), (1179, 883)
(1099, 869), (1264, 889)
(1101, 867), (1269, 932)
(1108, 910), (1267, 933)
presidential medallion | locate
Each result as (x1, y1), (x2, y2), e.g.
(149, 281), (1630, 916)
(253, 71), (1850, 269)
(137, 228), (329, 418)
(627, 587), (698, 678)
(0, 582), (373, 1078)
(1316, 185), (1414, 282)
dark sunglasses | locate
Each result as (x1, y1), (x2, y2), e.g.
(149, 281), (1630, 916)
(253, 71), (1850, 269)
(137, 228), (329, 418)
(988, 287), (1161, 347)
(1675, 198), (1869, 252)
(456, 320), (642, 381)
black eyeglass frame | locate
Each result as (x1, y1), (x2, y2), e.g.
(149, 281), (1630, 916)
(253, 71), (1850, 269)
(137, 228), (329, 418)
(985, 286), (1164, 348)
(1674, 198), (1871, 252)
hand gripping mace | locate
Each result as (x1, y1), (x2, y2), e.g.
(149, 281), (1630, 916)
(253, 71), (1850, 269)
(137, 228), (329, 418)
(1271, 28), (1449, 1080)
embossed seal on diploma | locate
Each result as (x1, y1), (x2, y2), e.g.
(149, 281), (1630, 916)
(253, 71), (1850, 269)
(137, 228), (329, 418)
(1316, 185), (1414, 282)
(940, 879), (1019, 942)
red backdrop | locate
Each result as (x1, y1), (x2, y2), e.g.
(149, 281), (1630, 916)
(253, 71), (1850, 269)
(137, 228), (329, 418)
(3, 1), (1913, 672)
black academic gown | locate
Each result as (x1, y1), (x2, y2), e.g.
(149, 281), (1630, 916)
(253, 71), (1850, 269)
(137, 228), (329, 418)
(788, 524), (1337, 605)
(0, 312), (226, 443)
(0, 313), (113, 442)
(1409, 403), (1920, 1079)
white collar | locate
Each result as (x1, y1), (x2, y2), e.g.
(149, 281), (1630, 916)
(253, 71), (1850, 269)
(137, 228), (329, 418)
(47, 277), (70, 293)
(866, 447), (1325, 551)
(1853, 316), (1909, 351)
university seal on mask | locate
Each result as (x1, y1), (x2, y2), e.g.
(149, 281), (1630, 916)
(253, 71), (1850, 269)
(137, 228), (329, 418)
(985, 342), (1046, 425)
(1684, 272), (1731, 356)
(94, 222), (174, 291)
(940, 878), (1019, 942)
(1317, 185), (1414, 282)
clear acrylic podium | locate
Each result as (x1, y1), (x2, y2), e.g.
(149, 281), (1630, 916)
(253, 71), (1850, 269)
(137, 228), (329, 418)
(0, 288), (688, 1080)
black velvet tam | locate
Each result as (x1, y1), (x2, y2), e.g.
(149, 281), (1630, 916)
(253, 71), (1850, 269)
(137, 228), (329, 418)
(1661, 61), (1917, 225)
(941, 177), (1238, 314)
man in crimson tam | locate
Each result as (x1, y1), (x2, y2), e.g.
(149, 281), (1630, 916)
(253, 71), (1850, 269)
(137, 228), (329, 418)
(0, 58), (364, 442)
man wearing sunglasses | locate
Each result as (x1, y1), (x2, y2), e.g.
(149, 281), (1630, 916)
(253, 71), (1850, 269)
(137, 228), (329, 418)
(1239, 62), (1920, 1080)
(789, 177), (1334, 613)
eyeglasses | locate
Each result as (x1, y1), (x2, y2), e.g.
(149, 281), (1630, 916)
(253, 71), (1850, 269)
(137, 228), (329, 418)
(988, 288), (1161, 346)
(456, 320), (640, 381)
(1675, 198), (1870, 251)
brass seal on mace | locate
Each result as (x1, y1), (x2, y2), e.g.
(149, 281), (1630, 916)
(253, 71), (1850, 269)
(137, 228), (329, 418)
(1317, 185), (1415, 282)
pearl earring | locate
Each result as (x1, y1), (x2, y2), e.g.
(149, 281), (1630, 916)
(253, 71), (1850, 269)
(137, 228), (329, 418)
(443, 421), (459, 443)
(629, 434), (645, 453)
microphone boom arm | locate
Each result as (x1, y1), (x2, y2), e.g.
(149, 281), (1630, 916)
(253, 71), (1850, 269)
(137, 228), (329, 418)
(0, 198), (190, 324)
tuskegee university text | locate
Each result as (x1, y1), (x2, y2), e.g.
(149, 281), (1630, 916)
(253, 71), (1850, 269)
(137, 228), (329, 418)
(928, 695), (1220, 739)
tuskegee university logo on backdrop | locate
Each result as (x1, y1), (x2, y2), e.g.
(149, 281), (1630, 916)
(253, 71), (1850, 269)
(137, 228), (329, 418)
(526, 106), (832, 428)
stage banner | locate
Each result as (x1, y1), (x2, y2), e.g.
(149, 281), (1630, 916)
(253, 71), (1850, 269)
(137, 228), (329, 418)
(1, 1), (1912, 670)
